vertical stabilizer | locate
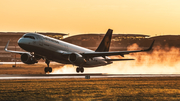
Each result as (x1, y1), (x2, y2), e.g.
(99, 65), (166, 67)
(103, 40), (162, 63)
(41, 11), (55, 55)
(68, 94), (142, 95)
(95, 29), (113, 52)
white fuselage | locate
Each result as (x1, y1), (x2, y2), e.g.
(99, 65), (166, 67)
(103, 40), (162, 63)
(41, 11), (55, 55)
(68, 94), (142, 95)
(18, 33), (112, 67)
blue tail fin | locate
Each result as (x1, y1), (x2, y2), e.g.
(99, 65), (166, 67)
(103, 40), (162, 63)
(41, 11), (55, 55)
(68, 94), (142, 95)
(95, 29), (113, 52)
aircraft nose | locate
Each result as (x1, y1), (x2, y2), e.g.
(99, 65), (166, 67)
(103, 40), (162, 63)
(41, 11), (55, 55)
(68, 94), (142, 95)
(18, 38), (23, 44)
(18, 38), (25, 47)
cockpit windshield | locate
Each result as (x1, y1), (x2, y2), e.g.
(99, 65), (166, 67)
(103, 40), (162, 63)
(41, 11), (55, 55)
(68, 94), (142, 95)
(23, 35), (35, 39)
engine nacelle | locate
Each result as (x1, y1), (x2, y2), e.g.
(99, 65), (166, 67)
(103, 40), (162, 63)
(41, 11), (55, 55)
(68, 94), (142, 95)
(68, 53), (86, 66)
(21, 53), (38, 64)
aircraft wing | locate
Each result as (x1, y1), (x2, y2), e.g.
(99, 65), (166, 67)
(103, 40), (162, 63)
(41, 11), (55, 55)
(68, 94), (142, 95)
(81, 40), (155, 58)
(4, 40), (30, 54)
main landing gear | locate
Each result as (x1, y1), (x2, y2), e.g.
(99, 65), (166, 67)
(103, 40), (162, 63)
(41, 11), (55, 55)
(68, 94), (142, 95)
(76, 67), (84, 73)
(44, 59), (52, 74)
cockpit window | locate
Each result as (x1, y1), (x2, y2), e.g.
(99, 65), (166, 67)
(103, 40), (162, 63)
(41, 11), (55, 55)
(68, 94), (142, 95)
(24, 35), (35, 39)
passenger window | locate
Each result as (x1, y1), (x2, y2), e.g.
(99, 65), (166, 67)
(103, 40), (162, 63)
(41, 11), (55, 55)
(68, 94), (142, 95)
(24, 36), (35, 39)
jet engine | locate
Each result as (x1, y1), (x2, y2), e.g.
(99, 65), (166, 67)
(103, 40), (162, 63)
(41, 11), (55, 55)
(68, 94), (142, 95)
(68, 53), (86, 66)
(21, 53), (38, 64)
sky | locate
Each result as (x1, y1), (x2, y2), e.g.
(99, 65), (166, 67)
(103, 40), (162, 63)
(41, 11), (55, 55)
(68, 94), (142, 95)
(0, 0), (180, 36)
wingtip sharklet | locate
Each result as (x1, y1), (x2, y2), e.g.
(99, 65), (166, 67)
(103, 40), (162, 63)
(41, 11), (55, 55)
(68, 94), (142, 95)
(4, 40), (10, 51)
(142, 40), (155, 51)
(4, 40), (29, 54)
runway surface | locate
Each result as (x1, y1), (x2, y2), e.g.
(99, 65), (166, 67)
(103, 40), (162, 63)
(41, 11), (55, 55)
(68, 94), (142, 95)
(1, 74), (180, 80)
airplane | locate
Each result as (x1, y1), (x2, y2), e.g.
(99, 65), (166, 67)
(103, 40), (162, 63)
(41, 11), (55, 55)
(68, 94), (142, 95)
(4, 29), (155, 73)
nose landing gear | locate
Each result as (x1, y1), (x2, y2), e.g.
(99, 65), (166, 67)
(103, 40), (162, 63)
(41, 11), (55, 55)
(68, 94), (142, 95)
(44, 59), (52, 74)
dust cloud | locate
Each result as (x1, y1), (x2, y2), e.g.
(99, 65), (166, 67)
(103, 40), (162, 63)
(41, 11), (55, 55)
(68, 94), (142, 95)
(51, 43), (180, 74)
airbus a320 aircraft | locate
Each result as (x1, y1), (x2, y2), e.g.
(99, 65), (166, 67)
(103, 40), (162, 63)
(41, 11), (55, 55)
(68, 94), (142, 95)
(4, 29), (154, 73)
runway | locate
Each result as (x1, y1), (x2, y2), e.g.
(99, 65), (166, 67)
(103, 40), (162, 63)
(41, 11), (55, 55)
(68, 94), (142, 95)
(1, 74), (180, 80)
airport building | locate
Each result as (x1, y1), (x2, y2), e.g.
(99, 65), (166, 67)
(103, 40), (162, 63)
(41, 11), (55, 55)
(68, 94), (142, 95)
(0, 32), (150, 62)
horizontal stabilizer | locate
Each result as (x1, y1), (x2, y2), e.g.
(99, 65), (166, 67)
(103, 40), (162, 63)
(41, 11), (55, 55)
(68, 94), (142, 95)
(105, 59), (135, 61)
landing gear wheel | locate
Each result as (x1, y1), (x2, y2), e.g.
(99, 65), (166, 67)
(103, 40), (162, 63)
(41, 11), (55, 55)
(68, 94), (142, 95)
(44, 67), (52, 73)
(49, 67), (52, 72)
(76, 68), (80, 73)
(80, 68), (84, 73)
(44, 67), (49, 73)
(44, 59), (52, 74)
(76, 67), (84, 73)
